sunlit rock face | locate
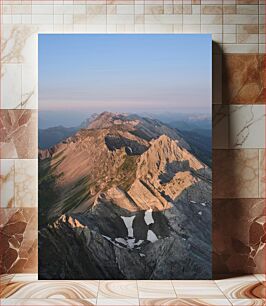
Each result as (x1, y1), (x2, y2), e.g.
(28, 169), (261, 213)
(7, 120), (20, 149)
(38, 112), (212, 280)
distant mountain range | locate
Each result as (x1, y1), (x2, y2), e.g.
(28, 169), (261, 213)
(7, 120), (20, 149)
(38, 112), (212, 280)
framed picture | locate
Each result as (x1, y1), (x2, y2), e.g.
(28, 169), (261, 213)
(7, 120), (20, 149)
(38, 34), (212, 280)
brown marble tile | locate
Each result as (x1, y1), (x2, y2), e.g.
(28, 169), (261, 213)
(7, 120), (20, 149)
(0, 281), (99, 299)
(213, 149), (259, 198)
(236, 0), (258, 4)
(213, 199), (266, 275)
(0, 208), (37, 274)
(222, 54), (264, 104)
(0, 274), (14, 295)
(216, 276), (265, 299)
(0, 110), (37, 159)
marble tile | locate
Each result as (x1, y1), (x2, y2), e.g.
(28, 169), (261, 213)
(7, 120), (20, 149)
(213, 105), (229, 149)
(21, 60), (38, 110)
(1, 281), (99, 299)
(0, 159), (15, 208)
(11, 274), (38, 282)
(15, 159), (37, 207)
(0, 208), (37, 274)
(213, 199), (266, 275)
(229, 300), (266, 306)
(97, 299), (139, 305)
(215, 276), (265, 299)
(0, 299), (96, 305)
(222, 44), (259, 54)
(223, 54), (264, 104)
(213, 149), (259, 198)
(0, 64), (22, 109)
(172, 280), (225, 298)
(139, 298), (232, 305)
(258, 150), (265, 198)
(0, 110), (37, 159)
(229, 105), (265, 149)
(254, 274), (266, 283)
(98, 281), (138, 299)
(138, 281), (176, 298)
(1, 25), (38, 65)
(0, 274), (14, 295)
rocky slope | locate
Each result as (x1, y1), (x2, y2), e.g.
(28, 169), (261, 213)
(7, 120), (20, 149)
(38, 112), (212, 279)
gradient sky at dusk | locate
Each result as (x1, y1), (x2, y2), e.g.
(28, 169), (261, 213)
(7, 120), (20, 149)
(39, 34), (211, 127)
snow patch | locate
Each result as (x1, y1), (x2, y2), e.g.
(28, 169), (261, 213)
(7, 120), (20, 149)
(144, 209), (154, 226)
(147, 230), (158, 242)
(121, 216), (135, 237)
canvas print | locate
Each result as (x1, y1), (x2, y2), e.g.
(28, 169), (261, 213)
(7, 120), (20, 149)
(38, 34), (212, 280)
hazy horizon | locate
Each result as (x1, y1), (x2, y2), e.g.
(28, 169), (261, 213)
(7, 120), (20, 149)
(39, 34), (211, 128)
(39, 109), (211, 129)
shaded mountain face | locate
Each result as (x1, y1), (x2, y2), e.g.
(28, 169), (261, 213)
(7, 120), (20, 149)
(38, 112), (212, 280)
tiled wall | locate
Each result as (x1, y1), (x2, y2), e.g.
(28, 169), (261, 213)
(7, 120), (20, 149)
(0, 0), (265, 277)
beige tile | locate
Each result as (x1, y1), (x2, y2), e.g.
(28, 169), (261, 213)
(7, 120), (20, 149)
(96, 299), (139, 305)
(237, 33), (259, 44)
(140, 299), (232, 305)
(223, 25), (237, 33)
(1, 64), (22, 109)
(237, 4), (259, 14)
(229, 105), (265, 149)
(1, 281), (99, 299)
(11, 274), (38, 282)
(182, 5), (192, 14)
(107, 14), (134, 24)
(32, 14), (54, 25)
(201, 5), (223, 14)
(14, 159), (37, 207)
(223, 33), (236, 43)
(0, 159), (15, 208)
(172, 280), (225, 298)
(237, 25), (259, 34)
(223, 14), (258, 24)
(138, 281), (176, 299)
(183, 14), (200, 24)
(144, 15), (182, 25)
(98, 281), (138, 299)
(223, 5), (237, 14)
(229, 300), (266, 306)
(201, 25), (223, 33)
(201, 15), (222, 24)
(183, 24), (200, 33)
(192, 5), (200, 14)
(222, 44), (258, 53)
(144, 5), (164, 15)
(0, 299), (96, 305)
(32, 4), (54, 14)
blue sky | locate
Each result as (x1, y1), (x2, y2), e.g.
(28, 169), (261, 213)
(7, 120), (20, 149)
(39, 34), (211, 127)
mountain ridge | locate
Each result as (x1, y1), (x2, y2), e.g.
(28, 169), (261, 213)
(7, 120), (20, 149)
(38, 111), (212, 280)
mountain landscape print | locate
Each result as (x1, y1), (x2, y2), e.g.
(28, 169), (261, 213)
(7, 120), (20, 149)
(38, 34), (212, 280)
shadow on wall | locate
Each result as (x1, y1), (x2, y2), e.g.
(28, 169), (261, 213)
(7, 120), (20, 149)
(212, 41), (266, 279)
